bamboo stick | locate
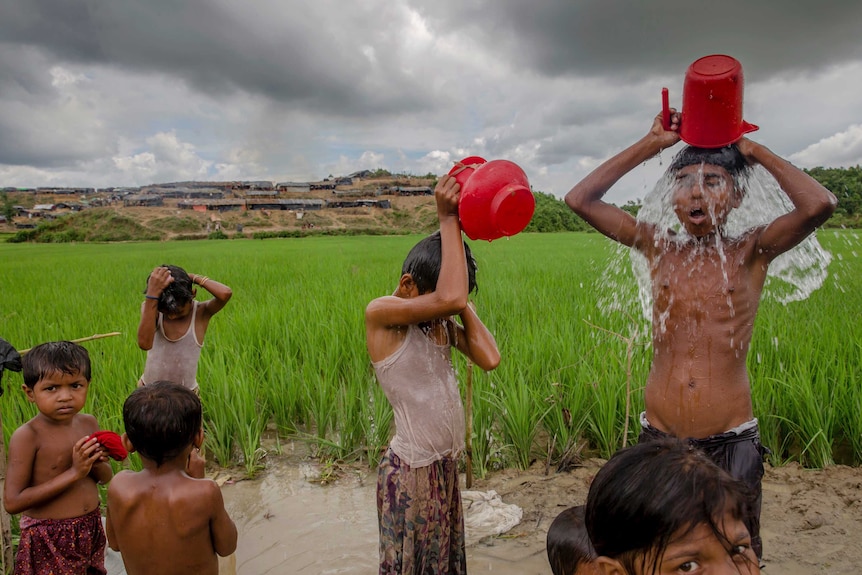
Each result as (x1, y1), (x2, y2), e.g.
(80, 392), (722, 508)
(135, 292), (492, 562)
(17, 332), (122, 355)
(464, 360), (474, 489)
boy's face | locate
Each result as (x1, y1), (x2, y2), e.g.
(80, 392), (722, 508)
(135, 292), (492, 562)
(649, 516), (758, 575)
(671, 163), (740, 238)
(24, 369), (90, 422)
(164, 300), (193, 321)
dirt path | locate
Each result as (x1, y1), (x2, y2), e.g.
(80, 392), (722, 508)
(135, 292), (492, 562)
(218, 453), (862, 574)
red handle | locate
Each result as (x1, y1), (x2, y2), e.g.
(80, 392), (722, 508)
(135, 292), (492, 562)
(661, 88), (671, 130)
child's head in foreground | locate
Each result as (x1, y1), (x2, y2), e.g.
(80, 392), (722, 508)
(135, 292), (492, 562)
(401, 230), (478, 295)
(22, 340), (91, 389)
(146, 264), (195, 316)
(547, 505), (598, 575)
(585, 438), (759, 575)
(123, 381), (202, 467)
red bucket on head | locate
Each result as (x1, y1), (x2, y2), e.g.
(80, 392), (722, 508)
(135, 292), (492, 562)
(680, 54), (758, 148)
(457, 159), (535, 242)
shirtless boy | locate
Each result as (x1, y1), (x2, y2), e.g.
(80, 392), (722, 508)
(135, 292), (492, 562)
(4, 341), (113, 575)
(106, 381), (237, 575)
(565, 110), (837, 559)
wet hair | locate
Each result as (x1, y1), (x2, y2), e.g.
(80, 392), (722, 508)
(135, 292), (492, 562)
(547, 505), (597, 575)
(401, 231), (478, 294)
(123, 381), (202, 467)
(22, 341), (91, 388)
(668, 145), (748, 180)
(585, 438), (754, 575)
(143, 264), (195, 315)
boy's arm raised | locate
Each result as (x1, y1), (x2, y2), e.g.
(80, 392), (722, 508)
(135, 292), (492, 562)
(137, 266), (172, 350)
(738, 138), (838, 260)
(566, 112), (679, 249)
(451, 304), (500, 372)
(190, 274), (232, 318)
(4, 432), (102, 515)
(366, 175), (468, 328)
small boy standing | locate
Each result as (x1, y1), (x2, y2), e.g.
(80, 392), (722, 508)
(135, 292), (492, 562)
(105, 381), (237, 575)
(3, 341), (113, 575)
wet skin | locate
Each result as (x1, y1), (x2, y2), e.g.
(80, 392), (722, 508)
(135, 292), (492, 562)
(645, 163), (761, 437)
(566, 111), (836, 440)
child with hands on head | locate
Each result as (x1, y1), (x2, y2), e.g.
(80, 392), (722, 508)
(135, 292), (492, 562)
(366, 173), (501, 575)
(3, 341), (113, 575)
(137, 264), (232, 393)
(106, 381), (237, 575)
(566, 108), (837, 560)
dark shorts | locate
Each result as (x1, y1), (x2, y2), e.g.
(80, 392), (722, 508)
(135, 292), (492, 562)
(377, 448), (466, 575)
(639, 417), (768, 560)
(15, 507), (107, 575)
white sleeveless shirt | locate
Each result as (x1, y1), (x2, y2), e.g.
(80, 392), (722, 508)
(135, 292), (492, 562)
(141, 301), (202, 391)
(373, 323), (465, 467)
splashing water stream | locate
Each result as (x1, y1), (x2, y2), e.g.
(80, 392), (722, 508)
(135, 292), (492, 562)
(624, 164), (833, 325)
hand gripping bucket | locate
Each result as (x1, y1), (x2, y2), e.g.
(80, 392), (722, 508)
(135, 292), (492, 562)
(451, 158), (535, 242)
(677, 54), (759, 148)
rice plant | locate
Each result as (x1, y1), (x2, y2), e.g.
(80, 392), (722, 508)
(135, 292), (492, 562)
(1, 229), (859, 474)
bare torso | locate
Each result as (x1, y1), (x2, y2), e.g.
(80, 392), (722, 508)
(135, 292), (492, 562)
(644, 231), (768, 438)
(107, 469), (232, 575)
(25, 414), (100, 519)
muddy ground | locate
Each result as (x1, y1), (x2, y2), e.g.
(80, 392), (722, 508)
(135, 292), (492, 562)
(213, 448), (862, 574)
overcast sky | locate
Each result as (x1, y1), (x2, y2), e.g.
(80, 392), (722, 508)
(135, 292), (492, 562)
(2, 0), (861, 203)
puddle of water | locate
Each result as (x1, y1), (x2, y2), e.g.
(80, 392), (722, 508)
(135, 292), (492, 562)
(221, 462), (549, 574)
(223, 463), (378, 574)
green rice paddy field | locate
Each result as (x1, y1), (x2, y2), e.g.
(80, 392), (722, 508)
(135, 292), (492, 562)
(1, 230), (860, 477)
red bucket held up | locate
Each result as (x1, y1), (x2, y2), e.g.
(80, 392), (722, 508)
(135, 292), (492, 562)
(450, 158), (535, 242)
(677, 54), (759, 148)
(448, 156), (486, 188)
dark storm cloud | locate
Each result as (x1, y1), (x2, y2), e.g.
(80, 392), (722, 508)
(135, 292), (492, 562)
(0, 0), (434, 116)
(414, 0), (862, 79)
(0, 45), (108, 167)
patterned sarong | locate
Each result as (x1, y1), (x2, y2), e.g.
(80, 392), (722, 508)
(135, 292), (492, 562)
(14, 507), (107, 575)
(377, 448), (466, 575)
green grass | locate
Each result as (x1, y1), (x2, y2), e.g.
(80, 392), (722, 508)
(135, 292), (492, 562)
(1, 229), (859, 477)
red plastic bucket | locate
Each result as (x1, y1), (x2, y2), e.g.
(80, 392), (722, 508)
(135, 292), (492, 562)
(456, 159), (535, 241)
(679, 54), (758, 148)
(448, 156), (486, 189)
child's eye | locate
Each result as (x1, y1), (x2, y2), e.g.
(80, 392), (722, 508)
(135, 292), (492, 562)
(678, 560), (700, 573)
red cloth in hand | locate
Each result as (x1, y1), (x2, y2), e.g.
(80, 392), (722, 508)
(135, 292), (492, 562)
(89, 430), (128, 461)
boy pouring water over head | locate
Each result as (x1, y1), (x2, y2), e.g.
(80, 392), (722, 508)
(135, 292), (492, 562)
(566, 109), (836, 560)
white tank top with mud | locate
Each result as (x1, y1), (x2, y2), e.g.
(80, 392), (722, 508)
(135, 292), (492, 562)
(141, 301), (202, 391)
(373, 323), (465, 468)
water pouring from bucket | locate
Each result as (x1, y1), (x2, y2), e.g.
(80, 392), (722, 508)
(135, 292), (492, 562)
(449, 157), (536, 242)
(661, 54), (759, 148)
